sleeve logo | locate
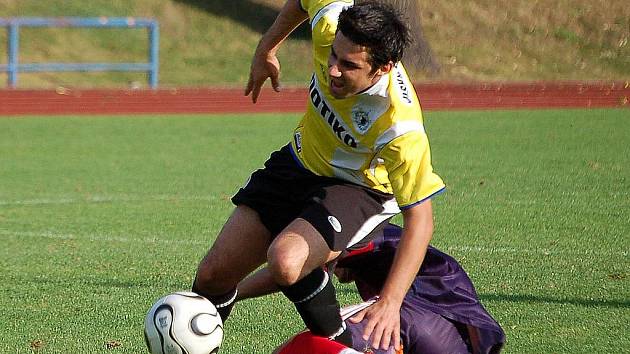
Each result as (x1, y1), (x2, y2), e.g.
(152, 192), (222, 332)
(327, 215), (342, 233)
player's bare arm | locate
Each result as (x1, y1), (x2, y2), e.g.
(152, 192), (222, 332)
(245, 0), (308, 103)
(350, 200), (434, 350)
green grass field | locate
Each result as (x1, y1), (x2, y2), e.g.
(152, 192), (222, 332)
(1, 109), (628, 353)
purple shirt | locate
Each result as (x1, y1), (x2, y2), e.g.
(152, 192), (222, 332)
(337, 224), (505, 354)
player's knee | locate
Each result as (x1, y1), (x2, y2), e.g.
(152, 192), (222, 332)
(194, 256), (233, 294)
(267, 243), (309, 286)
(267, 257), (300, 286)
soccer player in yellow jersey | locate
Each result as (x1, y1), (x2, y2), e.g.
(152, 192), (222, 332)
(193, 1), (445, 352)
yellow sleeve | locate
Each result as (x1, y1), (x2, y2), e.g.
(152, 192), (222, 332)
(379, 131), (445, 208)
(300, 0), (353, 74)
(300, 0), (353, 19)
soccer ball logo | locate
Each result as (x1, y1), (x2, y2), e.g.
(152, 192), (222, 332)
(144, 292), (223, 354)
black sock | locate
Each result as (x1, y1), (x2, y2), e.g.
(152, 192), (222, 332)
(280, 268), (353, 347)
(192, 283), (237, 323)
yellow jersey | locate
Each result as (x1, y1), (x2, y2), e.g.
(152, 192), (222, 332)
(294, 0), (445, 209)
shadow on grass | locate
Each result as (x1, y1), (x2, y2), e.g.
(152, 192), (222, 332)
(479, 293), (630, 309)
(24, 276), (187, 291)
(337, 288), (630, 309)
(173, 0), (311, 40)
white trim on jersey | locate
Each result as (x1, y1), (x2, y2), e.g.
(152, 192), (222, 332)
(346, 198), (400, 248)
(310, 1), (352, 29)
(330, 165), (368, 187)
(340, 297), (378, 320)
(331, 148), (368, 171)
(374, 120), (425, 150)
(360, 73), (389, 97)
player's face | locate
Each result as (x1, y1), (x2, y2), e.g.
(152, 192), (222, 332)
(327, 32), (390, 99)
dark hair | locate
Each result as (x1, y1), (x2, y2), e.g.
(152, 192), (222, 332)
(338, 1), (410, 70)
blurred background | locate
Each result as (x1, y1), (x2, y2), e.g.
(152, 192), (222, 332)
(1, 0), (628, 89)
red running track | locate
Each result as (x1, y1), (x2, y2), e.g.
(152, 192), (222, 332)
(0, 81), (628, 116)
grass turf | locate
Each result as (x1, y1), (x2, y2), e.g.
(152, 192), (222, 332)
(0, 109), (628, 353)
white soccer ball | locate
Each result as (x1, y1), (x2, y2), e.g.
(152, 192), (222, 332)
(144, 291), (223, 354)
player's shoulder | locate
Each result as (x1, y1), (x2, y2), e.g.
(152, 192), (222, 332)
(302, 0), (353, 27)
(387, 63), (421, 111)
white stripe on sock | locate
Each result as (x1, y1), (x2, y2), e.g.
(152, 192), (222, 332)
(294, 272), (330, 304)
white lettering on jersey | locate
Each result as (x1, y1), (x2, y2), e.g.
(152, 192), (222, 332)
(309, 76), (358, 148)
(395, 67), (413, 105)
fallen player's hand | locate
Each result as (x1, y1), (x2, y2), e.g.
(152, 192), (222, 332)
(244, 51), (281, 103)
(349, 296), (401, 351)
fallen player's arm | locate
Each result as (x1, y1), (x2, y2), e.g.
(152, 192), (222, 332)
(381, 200), (433, 312)
(352, 200), (434, 350)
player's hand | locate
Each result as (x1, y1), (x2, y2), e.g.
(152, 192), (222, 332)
(349, 296), (401, 351)
(244, 50), (281, 103)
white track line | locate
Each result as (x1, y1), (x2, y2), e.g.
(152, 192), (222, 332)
(0, 229), (208, 246)
(0, 229), (627, 257)
(446, 245), (628, 257)
(0, 194), (221, 206)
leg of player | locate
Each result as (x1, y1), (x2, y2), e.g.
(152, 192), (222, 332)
(267, 218), (353, 346)
(267, 218), (337, 284)
(193, 205), (272, 321)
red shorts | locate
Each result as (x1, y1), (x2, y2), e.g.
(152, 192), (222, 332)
(277, 332), (356, 354)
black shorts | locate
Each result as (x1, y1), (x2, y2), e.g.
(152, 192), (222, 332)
(232, 144), (399, 251)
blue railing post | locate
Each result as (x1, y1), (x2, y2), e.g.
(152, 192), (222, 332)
(1, 17), (159, 88)
(148, 22), (159, 89)
(8, 21), (19, 87)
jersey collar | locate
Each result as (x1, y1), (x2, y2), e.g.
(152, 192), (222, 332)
(358, 73), (390, 98)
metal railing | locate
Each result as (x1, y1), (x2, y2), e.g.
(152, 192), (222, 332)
(0, 17), (159, 88)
